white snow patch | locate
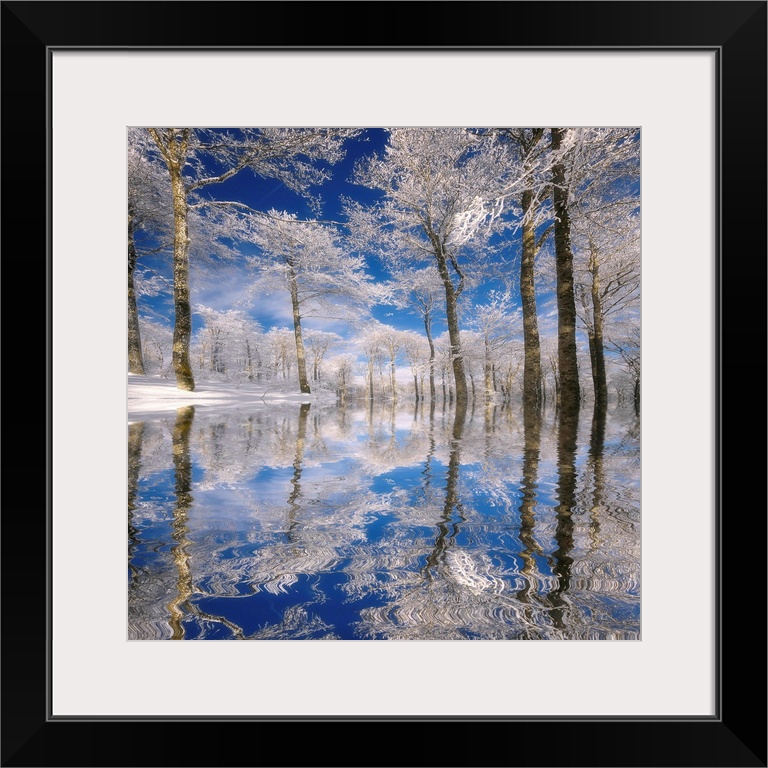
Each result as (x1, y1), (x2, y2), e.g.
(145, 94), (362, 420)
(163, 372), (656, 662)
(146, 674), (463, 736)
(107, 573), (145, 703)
(127, 374), (336, 422)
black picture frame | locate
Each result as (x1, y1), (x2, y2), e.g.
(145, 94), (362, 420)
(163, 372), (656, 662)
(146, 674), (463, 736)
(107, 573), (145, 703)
(3, 2), (765, 766)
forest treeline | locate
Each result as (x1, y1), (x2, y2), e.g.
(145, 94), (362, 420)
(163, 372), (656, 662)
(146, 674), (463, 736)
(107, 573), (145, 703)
(129, 127), (640, 415)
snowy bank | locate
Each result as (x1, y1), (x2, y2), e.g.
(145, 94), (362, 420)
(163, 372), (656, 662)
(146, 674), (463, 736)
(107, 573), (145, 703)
(128, 374), (337, 421)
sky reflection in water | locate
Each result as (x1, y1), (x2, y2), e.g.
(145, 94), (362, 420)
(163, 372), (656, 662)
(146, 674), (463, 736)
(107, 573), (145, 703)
(128, 400), (640, 640)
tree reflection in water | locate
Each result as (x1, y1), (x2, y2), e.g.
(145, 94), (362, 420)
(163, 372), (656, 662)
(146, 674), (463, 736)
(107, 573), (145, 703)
(128, 399), (640, 640)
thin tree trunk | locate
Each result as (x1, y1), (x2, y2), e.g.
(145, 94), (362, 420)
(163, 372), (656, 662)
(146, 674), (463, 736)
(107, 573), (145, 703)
(288, 263), (311, 394)
(424, 313), (436, 400)
(551, 128), (580, 413)
(588, 239), (608, 409)
(521, 186), (541, 408)
(245, 337), (254, 381)
(432, 241), (468, 403)
(389, 354), (397, 403)
(484, 337), (493, 401)
(368, 359), (374, 401)
(127, 215), (145, 375)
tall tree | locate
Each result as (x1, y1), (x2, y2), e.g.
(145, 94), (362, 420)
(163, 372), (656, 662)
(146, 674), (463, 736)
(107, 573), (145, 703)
(550, 128), (581, 413)
(386, 266), (444, 401)
(246, 211), (372, 394)
(349, 128), (507, 404)
(574, 209), (640, 409)
(469, 289), (520, 402)
(127, 128), (172, 374)
(496, 128), (552, 409)
(145, 128), (360, 390)
(569, 128), (640, 410)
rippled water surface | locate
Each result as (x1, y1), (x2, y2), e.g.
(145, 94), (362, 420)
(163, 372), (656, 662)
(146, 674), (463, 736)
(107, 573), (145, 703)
(128, 400), (640, 640)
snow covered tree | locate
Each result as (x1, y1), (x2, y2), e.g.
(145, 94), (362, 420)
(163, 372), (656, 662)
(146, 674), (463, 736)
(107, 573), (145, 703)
(468, 290), (521, 401)
(356, 321), (391, 402)
(194, 307), (263, 380)
(385, 265), (444, 401)
(304, 329), (342, 384)
(550, 128), (581, 414)
(494, 128), (553, 409)
(568, 128), (640, 410)
(128, 128), (172, 374)
(399, 330), (430, 402)
(607, 324), (640, 414)
(138, 318), (173, 376)
(145, 127), (360, 391)
(245, 211), (373, 394)
(349, 128), (509, 404)
(327, 353), (356, 404)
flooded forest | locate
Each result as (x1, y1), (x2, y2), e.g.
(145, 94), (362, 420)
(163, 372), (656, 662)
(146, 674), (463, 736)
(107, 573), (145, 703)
(128, 127), (641, 640)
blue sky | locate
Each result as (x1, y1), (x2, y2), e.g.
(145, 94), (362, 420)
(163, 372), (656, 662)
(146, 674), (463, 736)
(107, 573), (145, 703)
(132, 128), (627, 354)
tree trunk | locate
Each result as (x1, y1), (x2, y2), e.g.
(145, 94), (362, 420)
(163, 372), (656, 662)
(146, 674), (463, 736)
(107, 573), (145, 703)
(127, 215), (145, 375)
(424, 313), (436, 400)
(433, 246), (468, 403)
(633, 377), (640, 416)
(520, 186), (541, 408)
(288, 263), (311, 394)
(588, 240), (608, 410)
(484, 337), (493, 401)
(368, 359), (374, 401)
(551, 128), (580, 413)
(245, 338), (254, 381)
(168, 161), (195, 391)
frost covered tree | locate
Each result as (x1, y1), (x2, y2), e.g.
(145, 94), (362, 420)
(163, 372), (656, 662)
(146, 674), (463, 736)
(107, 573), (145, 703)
(494, 128), (553, 409)
(356, 321), (390, 402)
(574, 209), (640, 409)
(138, 318), (173, 376)
(304, 330), (343, 384)
(349, 128), (509, 404)
(145, 127), (360, 391)
(194, 306), (262, 380)
(469, 290), (520, 401)
(128, 128), (172, 374)
(386, 265), (444, 401)
(245, 211), (373, 394)
(550, 128), (581, 414)
(607, 324), (640, 414)
(399, 330), (430, 402)
(328, 353), (356, 404)
(568, 129), (640, 410)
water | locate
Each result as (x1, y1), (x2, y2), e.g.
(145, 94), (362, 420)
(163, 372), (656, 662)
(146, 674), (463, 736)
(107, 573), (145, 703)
(128, 399), (640, 640)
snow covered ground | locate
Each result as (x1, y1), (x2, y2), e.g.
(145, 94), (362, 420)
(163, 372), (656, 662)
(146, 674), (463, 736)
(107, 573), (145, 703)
(127, 374), (336, 422)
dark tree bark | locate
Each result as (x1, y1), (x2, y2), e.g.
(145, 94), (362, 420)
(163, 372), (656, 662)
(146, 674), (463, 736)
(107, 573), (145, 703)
(551, 128), (580, 414)
(517, 405), (543, 606)
(519, 128), (545, 409)
(587, 238), (608, 410)
(520, 184), (542, 408)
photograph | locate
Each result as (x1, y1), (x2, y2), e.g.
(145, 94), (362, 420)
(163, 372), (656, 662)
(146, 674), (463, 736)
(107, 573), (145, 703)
(127, 126), (642, 641)
(2, 0), (763, 762)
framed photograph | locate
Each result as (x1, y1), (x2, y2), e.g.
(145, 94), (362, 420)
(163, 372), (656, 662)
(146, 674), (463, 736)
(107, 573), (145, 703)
(4, 1), (764, 765)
